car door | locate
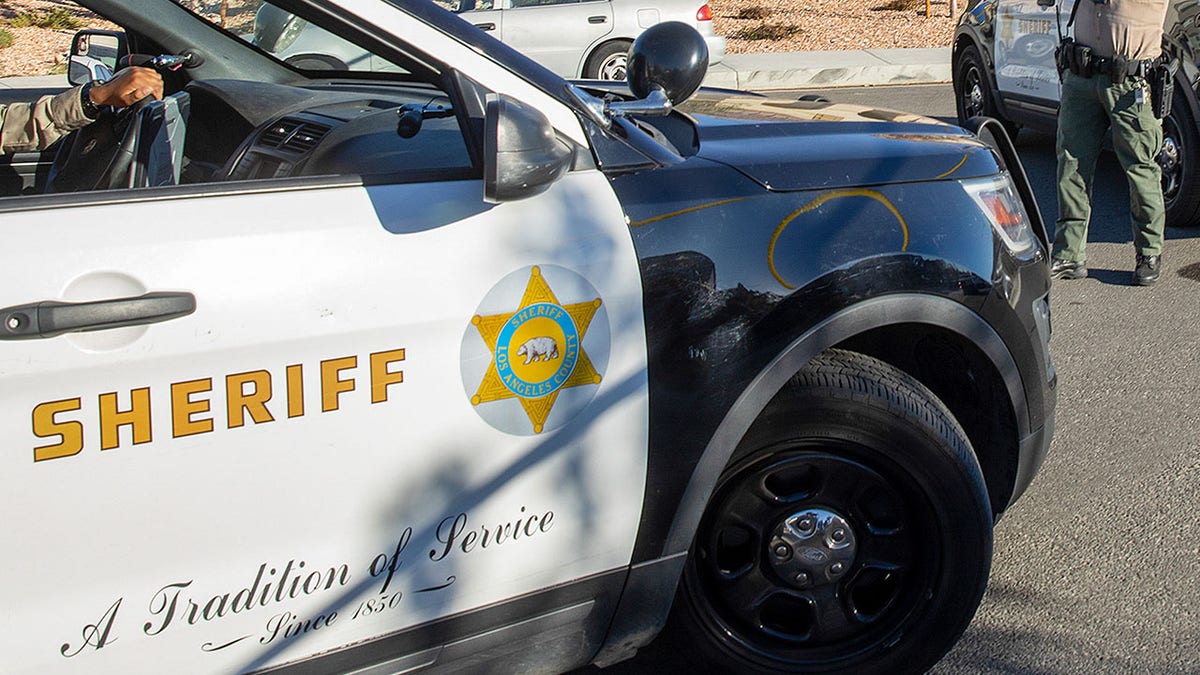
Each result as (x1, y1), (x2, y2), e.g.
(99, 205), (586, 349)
(994, 0), (1068, 102)
(0, 12), (648, 675)
(457, 1), (504, 42)
(498, 0), (615, 77)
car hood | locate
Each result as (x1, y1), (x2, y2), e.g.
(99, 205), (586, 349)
(677, 93), (1002, 191)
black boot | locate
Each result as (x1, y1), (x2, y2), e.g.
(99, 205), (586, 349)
(1133, 254), (1161, 286)
(1050, 258), (1088, 280)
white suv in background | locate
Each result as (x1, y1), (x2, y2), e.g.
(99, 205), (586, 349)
(261, 0), (726, 79)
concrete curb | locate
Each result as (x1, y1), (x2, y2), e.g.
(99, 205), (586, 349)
(702, 48), (952, 90)
(0, 74), (68, 89)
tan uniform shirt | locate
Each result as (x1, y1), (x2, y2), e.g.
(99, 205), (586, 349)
(1073, 0), (1170, 60)
(0, 86), (92, 154)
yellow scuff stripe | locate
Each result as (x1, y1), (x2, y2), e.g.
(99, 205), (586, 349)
(628, 197), (751, 228)
(768, 189), (909, 290)
(935, 154), (969, 179)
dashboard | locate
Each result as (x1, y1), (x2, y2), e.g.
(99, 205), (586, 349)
(182, 79), (474, 184)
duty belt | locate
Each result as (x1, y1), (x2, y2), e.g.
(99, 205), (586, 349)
(1087, 55), (1157, 80)
(1064, 43), (1160, 80)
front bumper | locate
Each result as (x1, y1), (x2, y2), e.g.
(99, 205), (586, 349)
(1007, 283), (1057, 510)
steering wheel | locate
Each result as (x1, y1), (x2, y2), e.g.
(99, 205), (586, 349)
(45, 96), (155, 193)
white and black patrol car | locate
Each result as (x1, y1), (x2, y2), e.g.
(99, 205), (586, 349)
(952, 0), (1200, 228)
(0, 1), (1055, 673)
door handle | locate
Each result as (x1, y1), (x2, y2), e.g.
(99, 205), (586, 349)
(588, 15), (607, 23)
(475, 22), (496, 30)
(0, 291), (196, 340)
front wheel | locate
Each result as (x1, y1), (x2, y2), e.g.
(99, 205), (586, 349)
(955, 44), (1018, 140)
(1160, 96), (1200, 228)
(664, 349), (993, 674)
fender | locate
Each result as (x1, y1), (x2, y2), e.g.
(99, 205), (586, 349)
(594, 292), (1033, 666)
(665, 292), (1030, 557)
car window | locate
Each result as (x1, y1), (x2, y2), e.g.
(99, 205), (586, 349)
(509, 0), (586, 7)
(432, 0), (499, 11)
(179, 0), (408, 73)
(0, 0), (486, 205)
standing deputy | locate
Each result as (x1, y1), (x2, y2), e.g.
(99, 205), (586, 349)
(0, 66), (162, 154)
(1052, 0), (1171, 286)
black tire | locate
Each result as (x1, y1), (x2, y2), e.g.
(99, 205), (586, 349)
(1160, 95), (1200, 228)
(285, 54), (348, 71)
(664, 349), (993, 674)
(955, 44), (1019, 140)
(584, 40), (632, 80)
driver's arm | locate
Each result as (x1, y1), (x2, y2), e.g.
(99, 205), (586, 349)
(0, 88), (92, 154)
(0, 67), (164, 154)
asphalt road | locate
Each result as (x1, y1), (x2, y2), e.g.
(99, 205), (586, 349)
(791, 84), (1200, 674)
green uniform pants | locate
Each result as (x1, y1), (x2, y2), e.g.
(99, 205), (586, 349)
(1054, 70), (1165, 261)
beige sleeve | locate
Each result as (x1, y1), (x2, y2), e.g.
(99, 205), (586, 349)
(0, 86), (93, 154)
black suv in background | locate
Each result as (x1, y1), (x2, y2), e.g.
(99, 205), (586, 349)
(953, 0), (1200, 228)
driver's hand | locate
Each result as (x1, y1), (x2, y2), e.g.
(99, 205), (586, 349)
(89, 67), (164, 108)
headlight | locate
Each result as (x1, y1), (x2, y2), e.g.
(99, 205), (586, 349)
(961, 174), (1038, 257)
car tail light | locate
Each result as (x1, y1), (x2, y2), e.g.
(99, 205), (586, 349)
(696, 4), (713, 21)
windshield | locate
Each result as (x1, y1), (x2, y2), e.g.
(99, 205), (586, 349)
(181, 0), (418, 73)
(173, 0), (570, 105)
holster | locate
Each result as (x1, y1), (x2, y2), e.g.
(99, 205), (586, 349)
(1111, 55), (1129, 78)
(1055, 38), (1072, 74)
(1151, 57), (1179, 119)
(1057, 39), (1094, 78)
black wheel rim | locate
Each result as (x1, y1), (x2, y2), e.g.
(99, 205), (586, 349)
(687, 444), (940, 667)
(960, 63), (987, 120)
(1160, 114), (1185, 204)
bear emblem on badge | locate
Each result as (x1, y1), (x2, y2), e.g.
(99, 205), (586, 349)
(517, 336), (559, 364)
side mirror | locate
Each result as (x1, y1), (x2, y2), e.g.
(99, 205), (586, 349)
(626, 22), (708, 105)
(254, 5), (308, 53)
(68, 30), (126, 86)
(571, 21), (707, 123)
(484, 94), (573, 203)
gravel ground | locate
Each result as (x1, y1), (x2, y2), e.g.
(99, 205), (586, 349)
(0, 0), (116, 77)
(715, 0), (956, 53)
(1, 0), (956, 77)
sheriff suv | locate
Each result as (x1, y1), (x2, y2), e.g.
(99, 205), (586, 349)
(953, 0), (1200, 228)
(0, 1), (1055, 673)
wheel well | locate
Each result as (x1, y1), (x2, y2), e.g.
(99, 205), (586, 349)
(662, 293), (1027, 559)
(585, 39), (633, 72)
(592, 38), (633, 55)
(952, 34), (976, 67)
(951, 35), (995, 102)
(835, 324), (1019, 516)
